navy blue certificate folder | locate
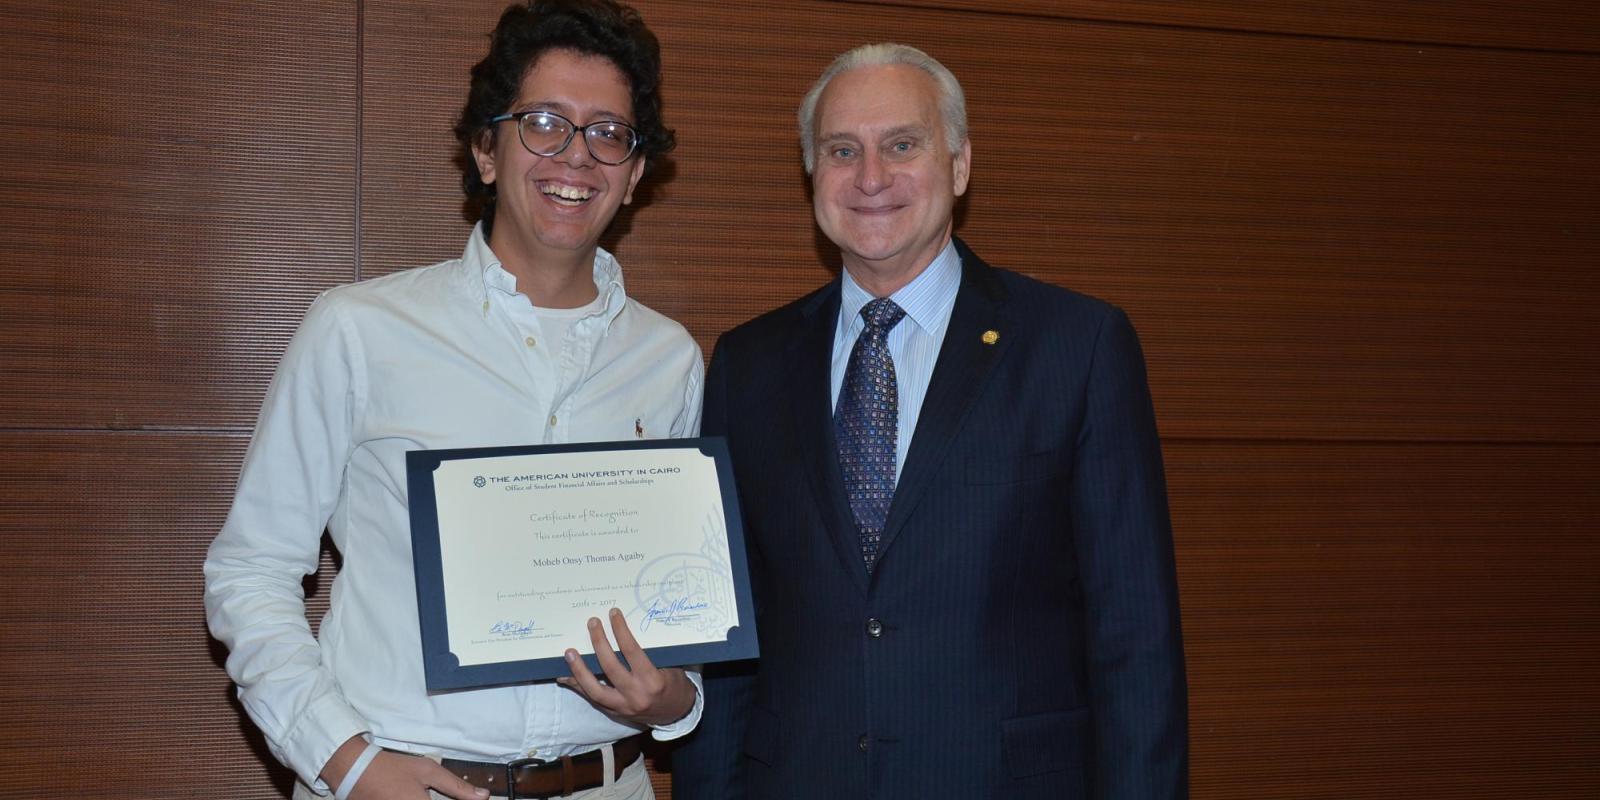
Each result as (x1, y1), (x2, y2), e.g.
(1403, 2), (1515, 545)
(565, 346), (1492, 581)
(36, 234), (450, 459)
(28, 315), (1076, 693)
(406, 437), (758, 691)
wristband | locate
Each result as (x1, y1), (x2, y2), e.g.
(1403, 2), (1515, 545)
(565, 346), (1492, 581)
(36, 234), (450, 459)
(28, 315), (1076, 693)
(334, 742), (382, 800)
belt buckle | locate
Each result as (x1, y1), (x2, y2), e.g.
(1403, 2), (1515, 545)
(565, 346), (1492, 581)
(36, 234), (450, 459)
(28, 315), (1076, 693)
(502, 756), (546, 800)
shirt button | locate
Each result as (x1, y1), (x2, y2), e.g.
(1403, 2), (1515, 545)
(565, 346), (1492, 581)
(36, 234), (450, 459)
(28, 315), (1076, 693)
(866, 618), (883, 638)
(525, 336), (536, 348)
(549, 415), (558, 427)
(858, 734), (869, 752)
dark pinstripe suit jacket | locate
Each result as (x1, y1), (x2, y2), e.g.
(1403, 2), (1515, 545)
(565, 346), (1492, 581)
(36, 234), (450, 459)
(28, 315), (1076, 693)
(674, 240), (1187, 799)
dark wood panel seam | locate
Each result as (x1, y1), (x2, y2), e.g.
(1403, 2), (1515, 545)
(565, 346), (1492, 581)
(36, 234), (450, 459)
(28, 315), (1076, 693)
(0, 427), (254, 437)
(1161, 436), (1600, 447)
(354, 0), (366, 282)
(1, 430), (1591, 445)
(818, 0), (1600, 57)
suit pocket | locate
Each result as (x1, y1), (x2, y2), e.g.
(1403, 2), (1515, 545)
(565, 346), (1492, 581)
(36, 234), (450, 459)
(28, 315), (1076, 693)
(1001, 707), (1089, 779)
(741, 706), (781, 767)
(966, 450), (1064, 485)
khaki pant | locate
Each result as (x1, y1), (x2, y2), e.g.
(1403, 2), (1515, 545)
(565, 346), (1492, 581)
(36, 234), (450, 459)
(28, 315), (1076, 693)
(293, 749), (653, 800)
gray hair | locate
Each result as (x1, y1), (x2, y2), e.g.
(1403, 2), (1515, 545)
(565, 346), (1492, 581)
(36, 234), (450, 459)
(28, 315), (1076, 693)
(797, 43), (968, 174)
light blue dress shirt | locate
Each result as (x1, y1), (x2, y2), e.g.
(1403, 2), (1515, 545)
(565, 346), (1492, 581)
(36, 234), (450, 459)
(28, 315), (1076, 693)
(204, 224), (704, 790)
(830, 240), (962, 484)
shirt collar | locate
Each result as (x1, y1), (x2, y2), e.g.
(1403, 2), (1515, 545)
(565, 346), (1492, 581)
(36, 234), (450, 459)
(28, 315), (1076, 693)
(839, 238), (962, 338)
(463, 222), (628, 323)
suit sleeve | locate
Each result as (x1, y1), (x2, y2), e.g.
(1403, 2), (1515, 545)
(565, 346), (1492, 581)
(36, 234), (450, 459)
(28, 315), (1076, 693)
(670, 335), (758, 800)
(1070, 308), (1189, 799)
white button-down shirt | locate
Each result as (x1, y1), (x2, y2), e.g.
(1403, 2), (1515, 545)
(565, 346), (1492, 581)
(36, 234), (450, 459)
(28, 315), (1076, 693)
(205, 225), (704, 792)
(831, 240), (962, 481)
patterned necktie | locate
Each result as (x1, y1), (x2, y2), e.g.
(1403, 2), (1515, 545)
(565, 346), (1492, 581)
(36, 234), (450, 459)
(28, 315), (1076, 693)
(835, 297), (907, 572)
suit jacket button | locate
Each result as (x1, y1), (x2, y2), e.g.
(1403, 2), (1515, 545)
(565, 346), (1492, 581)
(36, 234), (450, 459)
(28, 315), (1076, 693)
(865, 618), (884, 638)
(858, 734), (870, 752)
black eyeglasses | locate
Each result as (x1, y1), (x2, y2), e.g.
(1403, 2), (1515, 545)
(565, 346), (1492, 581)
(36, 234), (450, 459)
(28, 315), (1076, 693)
(487, 110), (640, 165)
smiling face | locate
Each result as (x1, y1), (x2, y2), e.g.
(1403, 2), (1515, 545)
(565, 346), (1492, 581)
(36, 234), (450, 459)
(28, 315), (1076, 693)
(473, 48), (646, 275)
(810, 63), (970, 293)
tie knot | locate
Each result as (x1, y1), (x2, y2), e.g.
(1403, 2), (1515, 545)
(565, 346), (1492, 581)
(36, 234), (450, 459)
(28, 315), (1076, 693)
(860, 297), (906, 331)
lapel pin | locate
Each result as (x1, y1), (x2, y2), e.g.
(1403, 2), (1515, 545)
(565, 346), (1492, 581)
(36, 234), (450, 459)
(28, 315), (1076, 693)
(981, 330), (999, 345)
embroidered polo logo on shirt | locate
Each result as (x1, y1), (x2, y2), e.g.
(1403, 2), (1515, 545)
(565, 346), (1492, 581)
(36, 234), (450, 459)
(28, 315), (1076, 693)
(635, 418), (645, 438)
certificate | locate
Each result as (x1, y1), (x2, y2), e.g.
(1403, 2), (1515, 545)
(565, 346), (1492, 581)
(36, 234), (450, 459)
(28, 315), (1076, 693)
(406, 438), (758, 691)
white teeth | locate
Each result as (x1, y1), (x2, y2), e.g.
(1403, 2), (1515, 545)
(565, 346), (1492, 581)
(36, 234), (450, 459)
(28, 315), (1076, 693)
(541, 184), (592, 201)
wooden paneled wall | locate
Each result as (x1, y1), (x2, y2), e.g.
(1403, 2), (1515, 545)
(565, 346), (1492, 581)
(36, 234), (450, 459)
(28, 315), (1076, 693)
(2, 1), (1595, 797)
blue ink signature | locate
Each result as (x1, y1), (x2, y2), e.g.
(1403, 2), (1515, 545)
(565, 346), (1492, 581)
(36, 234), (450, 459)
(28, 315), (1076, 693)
(489, 619), (538, 636)
(641, 598), (709, 631)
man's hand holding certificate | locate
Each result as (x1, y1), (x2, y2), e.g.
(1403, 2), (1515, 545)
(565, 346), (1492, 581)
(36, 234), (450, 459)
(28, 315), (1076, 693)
(555, 607), (696, 725)
(407, 439), (758, 691)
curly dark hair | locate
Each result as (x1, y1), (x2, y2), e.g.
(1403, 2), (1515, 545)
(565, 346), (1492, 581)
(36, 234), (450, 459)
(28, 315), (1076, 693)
(453, 0), (675, 226)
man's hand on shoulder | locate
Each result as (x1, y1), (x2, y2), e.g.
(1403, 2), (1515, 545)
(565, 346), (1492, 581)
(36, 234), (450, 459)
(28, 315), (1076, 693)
(558, 607), (697, 726)
(321, 735), (490, 800)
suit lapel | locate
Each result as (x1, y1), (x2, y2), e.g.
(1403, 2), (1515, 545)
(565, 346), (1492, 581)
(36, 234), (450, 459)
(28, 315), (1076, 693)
(877, 241), (1013, 564)
(785, 283), (871, 597)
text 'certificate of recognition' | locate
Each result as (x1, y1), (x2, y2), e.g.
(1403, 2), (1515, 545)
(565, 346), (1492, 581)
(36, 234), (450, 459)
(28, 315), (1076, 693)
(407, 438), (757, 691)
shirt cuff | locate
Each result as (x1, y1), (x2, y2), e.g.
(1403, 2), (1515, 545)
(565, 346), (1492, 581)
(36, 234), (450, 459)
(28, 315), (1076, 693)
(648, 667), (704, 741)
(284, 693), (372, 794)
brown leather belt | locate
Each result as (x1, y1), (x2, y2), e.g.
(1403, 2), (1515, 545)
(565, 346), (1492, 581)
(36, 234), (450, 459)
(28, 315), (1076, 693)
(438, 734), (645, 799)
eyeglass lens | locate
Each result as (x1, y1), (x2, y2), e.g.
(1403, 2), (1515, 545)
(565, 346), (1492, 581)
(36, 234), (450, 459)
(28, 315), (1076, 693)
(520, 113), (637, 164)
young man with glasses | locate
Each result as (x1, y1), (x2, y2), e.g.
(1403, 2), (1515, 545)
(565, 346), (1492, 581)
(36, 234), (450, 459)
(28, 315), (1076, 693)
(205, 3), (699, 799)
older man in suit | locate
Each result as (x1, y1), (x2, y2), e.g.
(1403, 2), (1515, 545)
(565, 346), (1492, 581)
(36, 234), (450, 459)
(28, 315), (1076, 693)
(674, 43), (1187, 799)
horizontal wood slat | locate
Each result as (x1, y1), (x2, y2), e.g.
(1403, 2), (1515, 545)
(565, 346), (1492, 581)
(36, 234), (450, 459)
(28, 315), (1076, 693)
(1169, 441), (1599, 797)
(841, 0), (1600, 53)
(7, 1), (1592, 442)
(0, 432), (335, 798)
(2, 434), (1592, 797)
(362, 0), (1599, 444)
(0, 0), (358, 431)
